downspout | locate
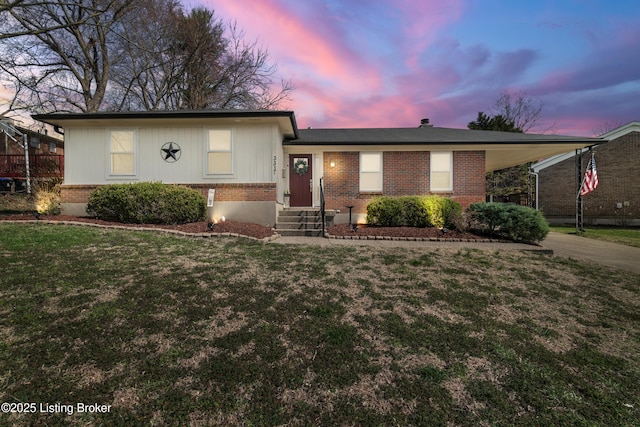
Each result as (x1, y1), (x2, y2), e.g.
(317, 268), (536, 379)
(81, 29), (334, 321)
(23, 133), (31, 195)
(529, 168), (539, 210)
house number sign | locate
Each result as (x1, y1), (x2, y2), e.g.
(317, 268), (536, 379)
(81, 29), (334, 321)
(161, 142), (181, 162)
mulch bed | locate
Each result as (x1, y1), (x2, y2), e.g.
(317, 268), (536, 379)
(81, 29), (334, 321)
(326, 223), (486, 240)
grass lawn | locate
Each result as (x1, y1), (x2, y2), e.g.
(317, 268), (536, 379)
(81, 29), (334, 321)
(550, 225), (640, 248)
(1, 224), (639, 426)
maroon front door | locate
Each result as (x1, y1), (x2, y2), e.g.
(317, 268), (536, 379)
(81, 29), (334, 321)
(289, 154), (312, 207)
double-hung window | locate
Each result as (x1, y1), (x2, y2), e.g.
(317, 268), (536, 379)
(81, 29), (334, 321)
(359, 152), (383, 192)
(430, 151), (453, 192)
(207, 129), (233, 174)
(109, 130), (135, 175)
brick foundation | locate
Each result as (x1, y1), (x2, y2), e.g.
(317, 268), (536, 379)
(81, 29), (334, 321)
(60, 185), (97, 204)
(61, 183), (277, 204)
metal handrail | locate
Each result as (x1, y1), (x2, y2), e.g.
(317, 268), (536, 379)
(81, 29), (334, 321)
(320, 177), (326, 237)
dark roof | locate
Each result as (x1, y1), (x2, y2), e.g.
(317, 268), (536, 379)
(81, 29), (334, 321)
(287, 127), (600, 145)
(32, 109), (299, 139)
(33, 108), (294, 120)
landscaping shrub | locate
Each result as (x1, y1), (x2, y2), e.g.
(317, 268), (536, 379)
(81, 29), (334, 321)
(366, 196), (404, 226)
(423, 195), (462, 229)
(467, 202), (549, 243)
(366, 195), (462, 229)
(34, 179), (61, 215)
(87, 182), (206, 224)
(399, 196), (429, 227)
(35, 187), (61, 215)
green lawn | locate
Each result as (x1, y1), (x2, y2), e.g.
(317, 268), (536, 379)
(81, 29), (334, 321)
(550, 225), (640, 248)
(1, 224), (639, 426)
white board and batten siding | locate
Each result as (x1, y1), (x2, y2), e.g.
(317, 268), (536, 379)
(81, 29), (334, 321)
(63, 124), (285, 187)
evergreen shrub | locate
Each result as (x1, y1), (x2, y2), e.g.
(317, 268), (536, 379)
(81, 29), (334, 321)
(87, 182), (206, 224)
(366, 195), (462, 229)
(467, 202), (549, 243)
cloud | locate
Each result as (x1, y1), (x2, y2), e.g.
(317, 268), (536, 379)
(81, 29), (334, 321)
(198, 0), (639, 135)
(208, 0), (468, 110)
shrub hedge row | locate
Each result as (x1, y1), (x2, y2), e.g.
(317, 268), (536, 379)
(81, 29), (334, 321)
(467, 202), (549, 243)
(87, 182), (206, 224)
(365, 196), (549, 242)
(366, 195), (462, 229)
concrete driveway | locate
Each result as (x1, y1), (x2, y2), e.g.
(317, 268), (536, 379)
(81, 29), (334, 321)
(541, 232), (640, 274)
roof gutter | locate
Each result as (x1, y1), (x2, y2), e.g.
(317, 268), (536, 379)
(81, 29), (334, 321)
(32, 109), (300, 139)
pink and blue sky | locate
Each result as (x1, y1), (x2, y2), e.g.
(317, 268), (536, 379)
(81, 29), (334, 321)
(198, 0), (640, 136)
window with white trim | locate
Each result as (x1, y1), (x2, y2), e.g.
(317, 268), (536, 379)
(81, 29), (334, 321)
(359, 152), (383, 192)
(207, 129), (233, 174)
(109, 130), (135, 175)
(49, 141), (57, 153)
(430, 151), (453, 192)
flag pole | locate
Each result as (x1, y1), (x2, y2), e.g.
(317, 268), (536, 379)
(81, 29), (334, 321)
(575, 149), (583, 233)
(576, 150), (594, 200)
(576, 148), (597, 233)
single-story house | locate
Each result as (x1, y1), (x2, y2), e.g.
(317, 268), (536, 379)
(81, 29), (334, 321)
(532, 121), (639, 226)
(32, 109), (601, 227)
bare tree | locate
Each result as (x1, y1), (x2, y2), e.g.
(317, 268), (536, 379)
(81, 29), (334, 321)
(492, 90), (548, 133)
(1, 0), (292, 114)
(592, 120), (623, 136)
(472, 92), (547, 206)
(113, 11), (292, 111)
(0, 0), (135, 113)
(214, 23), (293, 110)
(173, 8), (228, 110)
(0, 0), (103, 40)
(107, 0), (186, 111)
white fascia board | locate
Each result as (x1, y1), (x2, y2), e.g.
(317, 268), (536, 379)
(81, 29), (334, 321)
(531, 152), (575, 172)
(598, 121), (640, 140)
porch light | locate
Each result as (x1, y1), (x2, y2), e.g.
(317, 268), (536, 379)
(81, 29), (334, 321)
(330, 161), (336, 168)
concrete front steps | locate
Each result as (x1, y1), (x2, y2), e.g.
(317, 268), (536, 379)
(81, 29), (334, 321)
(276, 207), (334, 237)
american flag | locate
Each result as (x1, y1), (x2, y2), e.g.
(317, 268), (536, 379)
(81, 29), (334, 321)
(579, 155), (599, 196)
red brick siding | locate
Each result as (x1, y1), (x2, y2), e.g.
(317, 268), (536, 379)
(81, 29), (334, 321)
(323, 152), (365, 212)
(322, 151), (485, 214)
(451, 151), (486, 208)
(61, 183), (276, 204)
(538, 131), (640, 223)
(188, 183), (276, 201)
(60, 185), (96, 203)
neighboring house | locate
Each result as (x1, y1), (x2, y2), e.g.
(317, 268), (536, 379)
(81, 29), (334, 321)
(1, 119), (64, 192)
(532, 121), (640, 226)
(32, 110), (600, 226)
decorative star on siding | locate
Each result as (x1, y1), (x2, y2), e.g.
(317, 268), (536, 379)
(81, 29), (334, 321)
(161, 142), (181, 162)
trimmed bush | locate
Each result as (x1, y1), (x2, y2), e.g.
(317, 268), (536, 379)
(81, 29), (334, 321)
(423, 195), (462, 229)
(366, 196), (404, 226)
(467, 202), (549, 243)
(87, 182), (206, 224)
(366, 195), (462, 229)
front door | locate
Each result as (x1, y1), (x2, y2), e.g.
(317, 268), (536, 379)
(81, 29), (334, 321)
(289, 154), (312, 207)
